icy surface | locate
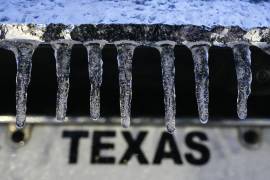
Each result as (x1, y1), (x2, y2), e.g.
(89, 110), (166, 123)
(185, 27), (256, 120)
(159, 45), (176, 133)
(233, 44), (252, 120)
(191, 45), (209, 124)
(116, 43), (136, 128)
(51, 42), (73, 121)
(0, 0), (270, 28)
(85, 43), (103, 120)
(15, 42), (38, 128)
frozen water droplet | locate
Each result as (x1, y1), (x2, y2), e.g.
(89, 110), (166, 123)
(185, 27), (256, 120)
(116, 43), (136, 128)
(51, 42), (73, 121)
(166, 123), (176, 134)
(85, 43), (103, 120)
(158, 44), (176, 134)
(0, 41), (39, 128)
(191, 45), (209, 124)
(233, 44), (252, 120)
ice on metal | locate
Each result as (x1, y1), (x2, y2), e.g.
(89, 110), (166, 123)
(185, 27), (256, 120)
(190, 45), (210, 124)
(158, 44), (176, 133)
(232, 44), (252, 120)
(0, 40), (39, 128)
(116, 43), (136, 128)
(85, 43), (103, 120)
(15, 42), (38, 128)
(51, 41), (73, 121)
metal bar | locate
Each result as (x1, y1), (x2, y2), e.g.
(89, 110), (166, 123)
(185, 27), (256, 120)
(0, 116), (269, 127)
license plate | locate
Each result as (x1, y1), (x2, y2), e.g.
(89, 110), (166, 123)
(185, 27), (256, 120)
(0, 117), (269, 180)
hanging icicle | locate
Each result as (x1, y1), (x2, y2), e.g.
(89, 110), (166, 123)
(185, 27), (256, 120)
(85, 42), (104, 120)
(232, 44), (252, 120)
(0, 40), (39, 128)
(15, 41), (39, 128)
(190, 45), (210, 124)
(158, 44), (176, 133)
(51, 41), (73, 121)
(116, 42), (137, 128)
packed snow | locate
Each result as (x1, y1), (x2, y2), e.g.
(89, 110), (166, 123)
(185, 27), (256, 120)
(0, 0), (269, 28)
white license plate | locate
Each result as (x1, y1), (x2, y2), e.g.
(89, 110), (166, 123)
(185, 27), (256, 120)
(0, 118), (269, 180)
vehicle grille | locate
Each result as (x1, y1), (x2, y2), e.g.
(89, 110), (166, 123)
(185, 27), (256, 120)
(0, 24), (269, 133)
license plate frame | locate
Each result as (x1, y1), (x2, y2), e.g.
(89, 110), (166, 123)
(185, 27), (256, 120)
(0, 116), (269, 180)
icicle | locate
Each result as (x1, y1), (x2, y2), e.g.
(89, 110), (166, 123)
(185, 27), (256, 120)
(190, 45), (209, 124)
(0, 40), (39, 128)
(51, 42), (73, 121)
(116, 43), (136, 128)
(232, 44), (252, 120)
(85, 43), (103, 120)
(14, 41), (39, 128)
(158, 44), (176, 134)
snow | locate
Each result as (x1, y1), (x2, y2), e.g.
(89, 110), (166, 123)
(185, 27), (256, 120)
(0, 0), (269, 28)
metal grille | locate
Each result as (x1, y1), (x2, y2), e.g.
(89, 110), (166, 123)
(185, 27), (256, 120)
(0, 24), (270, 133)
